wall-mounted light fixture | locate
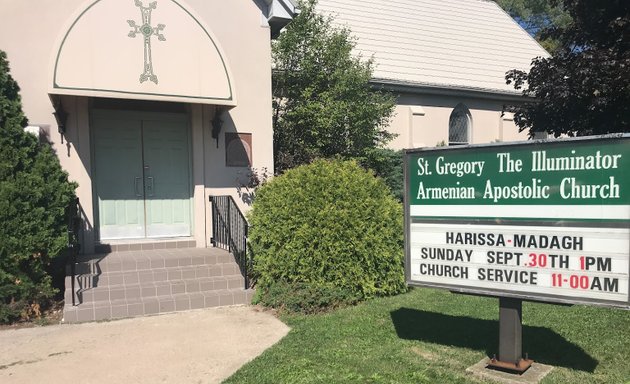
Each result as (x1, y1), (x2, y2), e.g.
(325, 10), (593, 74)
(52, 101), (68, 134)
(211, 111), (224, 148)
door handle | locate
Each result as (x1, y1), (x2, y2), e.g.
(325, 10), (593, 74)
(134, 177), (142, 197)
(146, 176), (154, 197)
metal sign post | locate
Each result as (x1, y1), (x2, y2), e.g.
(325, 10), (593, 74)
(403, 134), (630, 376)
(488, 298), (533, 372)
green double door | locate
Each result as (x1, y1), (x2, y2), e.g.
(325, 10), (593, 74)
(93, 111), (192, 240)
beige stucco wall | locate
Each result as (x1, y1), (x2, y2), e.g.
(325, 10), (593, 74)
(387, 92), (528, 150)
(0, 0), (274, 252)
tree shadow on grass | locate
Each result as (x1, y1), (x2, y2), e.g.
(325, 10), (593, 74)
(390, 308), (598, 372)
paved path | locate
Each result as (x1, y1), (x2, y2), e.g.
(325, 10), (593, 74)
(0, 306), (289, 384)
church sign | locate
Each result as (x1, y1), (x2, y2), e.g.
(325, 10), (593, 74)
(404, 134), (630, 309)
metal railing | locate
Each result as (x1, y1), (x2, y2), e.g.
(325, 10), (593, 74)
(209, 195), (250, 289)
(66, 197), (81, 306)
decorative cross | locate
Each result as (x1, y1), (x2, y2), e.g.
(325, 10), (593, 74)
(128, 0), (166, 84)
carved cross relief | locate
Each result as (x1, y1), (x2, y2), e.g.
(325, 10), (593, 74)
(127, 0), (166, 84)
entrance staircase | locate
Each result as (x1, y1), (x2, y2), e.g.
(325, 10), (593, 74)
(62, 245), (253, 323)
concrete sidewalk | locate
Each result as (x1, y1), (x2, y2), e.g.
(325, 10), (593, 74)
(0, 306), (289, 384)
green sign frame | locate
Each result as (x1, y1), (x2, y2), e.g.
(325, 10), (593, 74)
(404, 134), (630, 309)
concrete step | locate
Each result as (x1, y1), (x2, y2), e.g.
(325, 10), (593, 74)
(63, 247), (253, 323)
(63, 289), (255, 323)
(72, 248), (235, 275)
(94, 238), (196, 254)
(66, 263), (242, 294)
(67, 274), (245, 303)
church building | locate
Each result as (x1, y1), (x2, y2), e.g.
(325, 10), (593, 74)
(0, 0), (297, 254)
(0, 0), (550, 322)
(1, 0), (298, 322)
(316, 0), (550, 148)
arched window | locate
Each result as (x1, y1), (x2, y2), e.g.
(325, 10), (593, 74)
(449, 104), (471, 146)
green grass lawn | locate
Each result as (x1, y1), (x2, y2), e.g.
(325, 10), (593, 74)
(225, 287), (630, 384)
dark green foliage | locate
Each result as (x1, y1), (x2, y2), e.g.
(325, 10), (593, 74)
(0, 50), (77, 322)
(248, 159), (406, 313)
(505, 0), (629, 137)
(358, 148), (403, 201)
(272, 0), (396, 173)
(495, 0), (571, 52)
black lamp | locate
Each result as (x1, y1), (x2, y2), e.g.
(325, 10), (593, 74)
(211, 112), (223, 147)
(53, 102), (68, 134)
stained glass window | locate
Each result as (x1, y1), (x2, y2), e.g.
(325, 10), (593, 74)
(449, 104), (471, 146)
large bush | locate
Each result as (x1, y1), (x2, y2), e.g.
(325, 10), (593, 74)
(0, 51), (77, 322)
(249, 159), (405, 312)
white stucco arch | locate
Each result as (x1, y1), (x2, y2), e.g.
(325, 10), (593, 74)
(50, 0), (236, 105)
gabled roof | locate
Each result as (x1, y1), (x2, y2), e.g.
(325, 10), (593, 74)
(316, 0), (549, 96)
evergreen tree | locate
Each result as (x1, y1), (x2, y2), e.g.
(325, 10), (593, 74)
(495, 0), (571, 52)
(0, 50), (77, 322)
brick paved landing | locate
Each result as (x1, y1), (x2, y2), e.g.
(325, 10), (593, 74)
(63, 247), (253, 323)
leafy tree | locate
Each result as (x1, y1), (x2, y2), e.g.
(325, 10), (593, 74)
(495, 0), (571, 52)
(0, 50), (77, 322)
(272, 0), (396, 173)
(505, 0), (629, 137)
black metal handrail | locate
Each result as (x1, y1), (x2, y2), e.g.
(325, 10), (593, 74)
(66, 197), (81, 306)
(209, 195), (250, 289)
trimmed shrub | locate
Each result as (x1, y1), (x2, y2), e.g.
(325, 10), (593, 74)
(249, 159), (405, 312)
(0, 51), (77, 322)
(254, 281), (361, 314)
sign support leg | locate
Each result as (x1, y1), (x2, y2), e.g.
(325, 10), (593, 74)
(488, 298), (533, 373)
(499, 297), (522, 363)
